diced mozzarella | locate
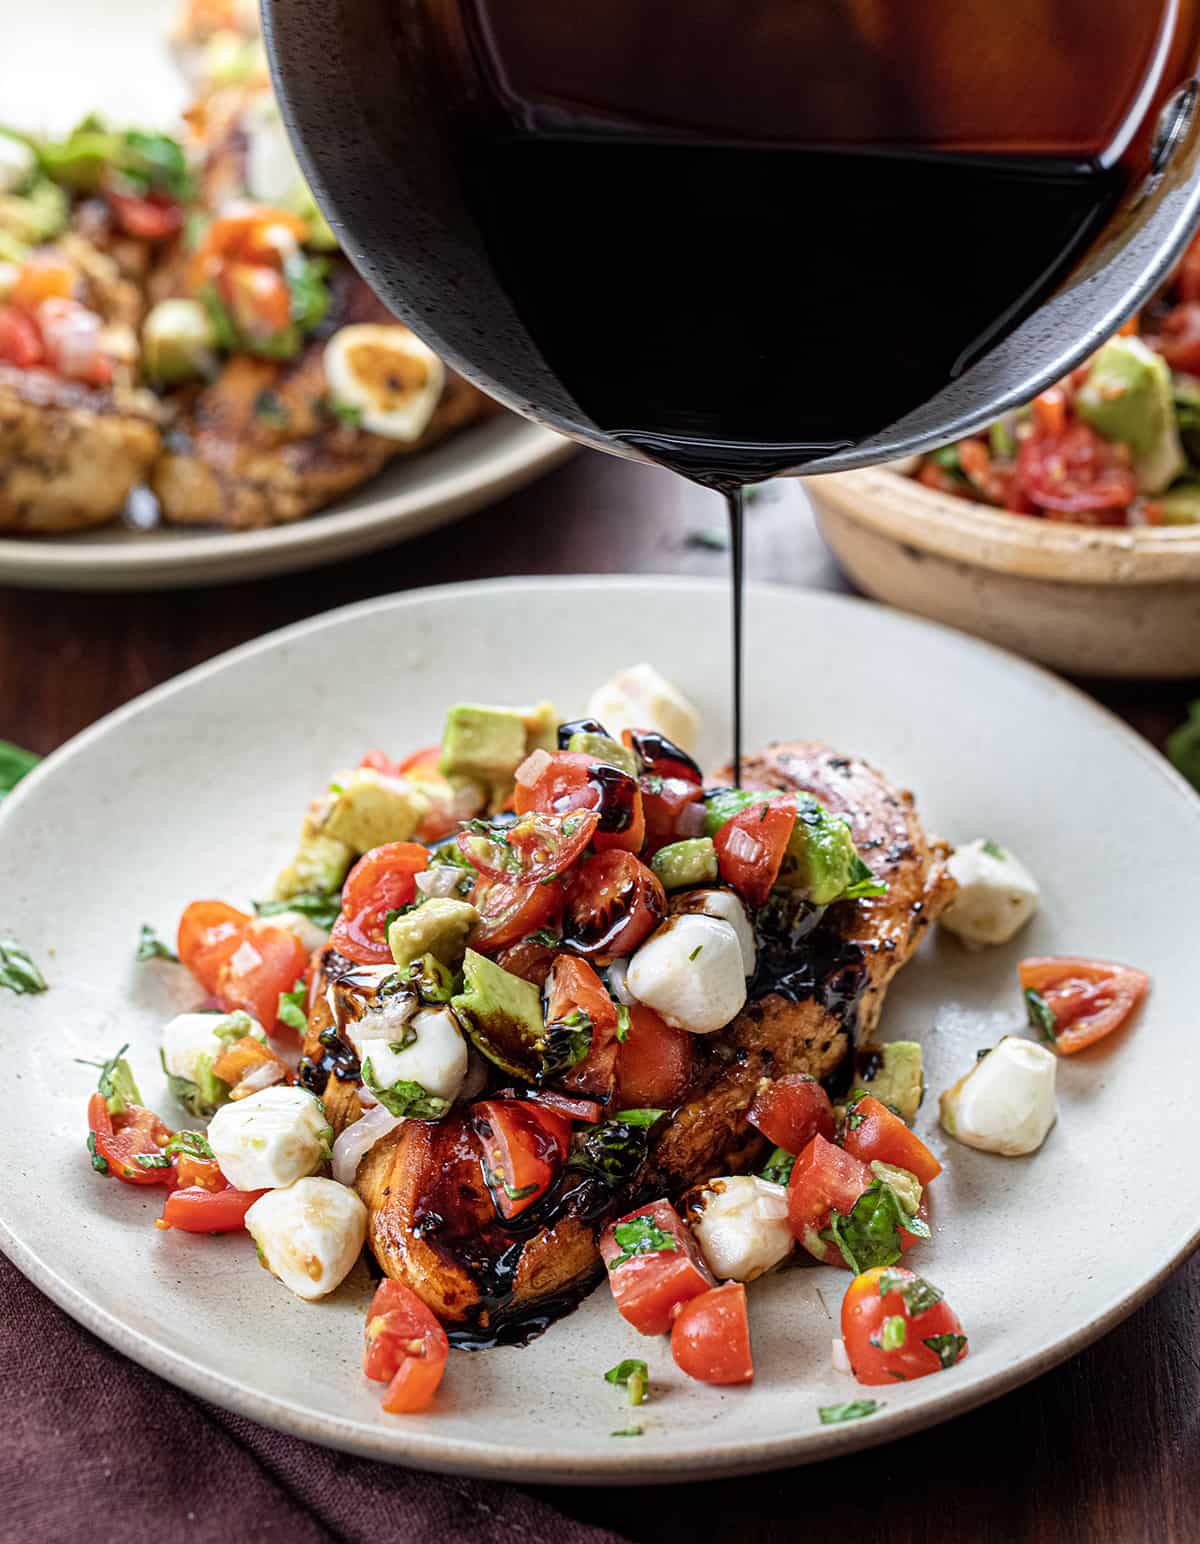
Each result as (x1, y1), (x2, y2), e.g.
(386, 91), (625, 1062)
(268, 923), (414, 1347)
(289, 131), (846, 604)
(672, 887), (756, 976)
(245, 1177), (367, 1300)
(0, 133), (35, 195)
(255, 910), (329, 956)
(940, 839), (1040, 949)
(939, 1036), (1057, 1156)
(207, 1085), (330, 1190)
(689, 1175), (793, 1282)
(323, 324), (445, 441)
(359, 1006), (468, 1103)
(586, 663), (700, 754)
(627, 914), (747, 1034)
(161, 1010), (265, 1085)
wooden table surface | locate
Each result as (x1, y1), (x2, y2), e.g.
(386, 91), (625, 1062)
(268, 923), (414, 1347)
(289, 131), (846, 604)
(2, 450), (1198, 1542)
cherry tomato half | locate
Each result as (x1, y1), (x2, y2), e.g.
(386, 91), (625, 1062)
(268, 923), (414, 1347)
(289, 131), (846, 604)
(544, 955), (619, 1098)
(159, 1184), (265, 1233)
(841, 1095), (942, 1186)
(1018, 955), (1149, 1055)
(748, 1074), (835, 1155)
(841, 1265), (967, 1386)
(473, 1098), (572, 1220)
(1015, 422), (1137, 521)
(639, 773), (704, 855)
(563, 850), (665, 960)
(615, 1003), (693, 1109)
(600, 1198), (714, 1336)
(470, 874), (563, 954)
(177, 900), (253, 995)
(714, 795), (796, 908)
(107, 190), (185, 242)
(1148, 301), (1200, 374)
(215, 921), (310, 1031)
(0, 303), (44, 368)
(514, 751), (644, 851)
(457, 809), (598, 883)
(331, 842), (429, 964)
(671, 1282), (754, 1386)
(363, 1279), (450, 1414)
(87, 1093), (174, 1186)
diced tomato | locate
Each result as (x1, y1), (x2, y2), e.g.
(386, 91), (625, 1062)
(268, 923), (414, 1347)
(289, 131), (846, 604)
(211, 1034), (289, 1092)
(600, 1198), (714, 1336)
(474, 1098), (572, 1219)
(0, 303), (43, 368)
(191, 203), (308, 270)
(220, 261), (292, 342)
(841, 1095), (942, 1186)
(513, 749), (643, 850)
(457, 809), (598, 883)
(639, 773), (704, 854)
(1147, 301), (1200, 374)
(215, 921), (310, 1031)
(529, 1090), (604, 1123)
(470, 873), (563, 954)
(1018, 955), (1149, 1055)
(330, 841), (429, 964)
(563, 850), (665, 959)
(159, 1184), (265, 1232)
(670, 1282), (754, 1386)
(544, 955), (619, 1098)
(787, 1134), (872, 1263)
(620, 728), (703, 786)
(107, 190), (185, 242)
(1016, 421), (1137, 521)
(615, 1003), (693, 1108)
(177, 900), (253, 994)
(1175, 233), (1200, 303)
(841, 1265), (967, 1386)
(1031, 386), (1067, 437)
(748, 1073), (835, 1154)
(513, 749), (596, 817)
(87, 1093), (174, 1186)
(363, 1280), (450, 1414)
(714, 794), (795, 908)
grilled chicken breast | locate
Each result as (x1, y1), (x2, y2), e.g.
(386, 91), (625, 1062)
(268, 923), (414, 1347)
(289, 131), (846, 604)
(310, 741), (953, 1342)
(151, 262), (489, 528)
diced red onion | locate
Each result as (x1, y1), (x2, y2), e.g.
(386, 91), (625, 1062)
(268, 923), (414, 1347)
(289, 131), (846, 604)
(723, 826), (762, 864)
(674, 801), (707, 839)
(230, 1059), (288, 1098)
(606, 958), (636, 1007)
(458, 1050), (489, 1103)
(514, 747), (551, 788)
(416, 866), (466, 899)
(332, 1104), (405, 1185)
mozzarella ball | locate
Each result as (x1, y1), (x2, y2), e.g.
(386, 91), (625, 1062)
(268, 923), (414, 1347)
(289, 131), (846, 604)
(627, 914), (747, 1034)
(245, 1178), (367, 1300)
(939, 1036), (1057, 1156)
(688, 1175), (793, 1282)
(941, 839), (1040, 949)
(672, 887), (756, 975)
(161, 1010), (265, 1084)
(358, 1006), (469, 1104)
(207, 1085), (330, 1190)
(586, 663), (700, 754)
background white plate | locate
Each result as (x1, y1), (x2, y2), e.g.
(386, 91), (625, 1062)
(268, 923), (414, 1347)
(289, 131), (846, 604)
(0, 578), (1195, 1482)
(0, 0), (573, 590)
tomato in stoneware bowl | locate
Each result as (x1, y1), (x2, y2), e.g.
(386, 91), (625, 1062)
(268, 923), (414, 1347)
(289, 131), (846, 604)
(1018, 955), (1149, 1055)
(841, 1095), (942, 1186)
(563, 851), (665, 960)
(600, 1198), (714, 1336)
(363, 1280), (450, 1414)
(1015, 422), (1137, 522)
(671, 1282), (754, 1386)
(748, 1074), (835, 1154)
(330, 842), (429, 964)
(474, 1098), (572, 1220)
(841, 1265), (968, 1385)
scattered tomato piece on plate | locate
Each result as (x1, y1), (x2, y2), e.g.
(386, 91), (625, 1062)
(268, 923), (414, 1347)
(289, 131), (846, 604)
(363, 1280), (449, 1414)
(670, 1282), (754, 1385)
(841, 1265), (967, 1386)
(1018, 955), (1149, 1054)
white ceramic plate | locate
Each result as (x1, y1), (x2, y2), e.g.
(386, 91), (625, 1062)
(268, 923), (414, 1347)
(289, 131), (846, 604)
(0, 578), (1195, 1482)
(0, 0), (572, 591)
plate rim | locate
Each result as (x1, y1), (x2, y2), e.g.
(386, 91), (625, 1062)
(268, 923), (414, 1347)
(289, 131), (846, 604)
(2, 574), (1197, 1482)
(0, 418), (573, 591)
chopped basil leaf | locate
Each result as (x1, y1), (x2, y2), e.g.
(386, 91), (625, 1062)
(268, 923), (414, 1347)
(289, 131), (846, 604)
(981, 839), (1006, 860)
(86, 1131), (109, 1175)
(383, 902), (419, 932)
(880, 1315), (907, 1350)
(488, 1173), (538, 1201)
(844, 853), (888, 901)
(607, 1214), (679, 1270)
(528, 927), (561, 947)
(276, 977), (308, 1033)
(0, 936), (47, 994)
(605, 1358), (649, 1406)
(688, 944), (703, 961)
(408, 953), (455, 1004)
(324, 396), (364, 429)
(0, 738), (39, 798)
(818, 1399), (880, 1425)
(1024, 987), (1058, 1046)
(254, 891), (342, 930)
(684, 529), (728, 551)
(760, 1145), (795, 1186)
(136, 924), (178, 963)
(134, 1151), (173, 1169)
(615, 1004), (631, 1042)
(570, 1114), (661, 1187)
(923, 1332), (968, 1370)
(361, 1060), (450, 1120)
(76, 1044), (141, 1115)
(828, 1178), (921, 1275)
(164, 1129), (214, 1162)
(877, 1270), (943, 1318)
(642, 774), (665, 795)
(610, 1425), (644, 1437)
(540, 1009), (592, 1076)
(387, 1025), (419, 1054)
(615, 1108), (665, 1128)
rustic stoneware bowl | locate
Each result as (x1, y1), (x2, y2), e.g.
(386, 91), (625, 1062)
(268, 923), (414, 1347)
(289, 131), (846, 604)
(807, 466), (1200, 677)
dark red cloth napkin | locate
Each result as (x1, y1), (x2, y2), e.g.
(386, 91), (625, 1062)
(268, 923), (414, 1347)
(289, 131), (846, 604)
(0, 1253), (626, 1544)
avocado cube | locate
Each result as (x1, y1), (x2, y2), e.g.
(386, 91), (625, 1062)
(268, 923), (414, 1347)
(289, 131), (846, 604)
(1158, 486), (1200, 525)
(567, 730), (640, 777)
(142, 299), (216, 385)
(780, 797), (858, 904)
(1077, 336), (1185, 494)
(452, 948), (545, 1079)
(651, 838), (719, 890)
(520, 700), (558, 754)
(857, 1041), (924, 1124)
(273, 817), (354, 901)
(388, 898), (479, 972)
(321, 769), (430, 852)
(440, 704), (529, 789)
